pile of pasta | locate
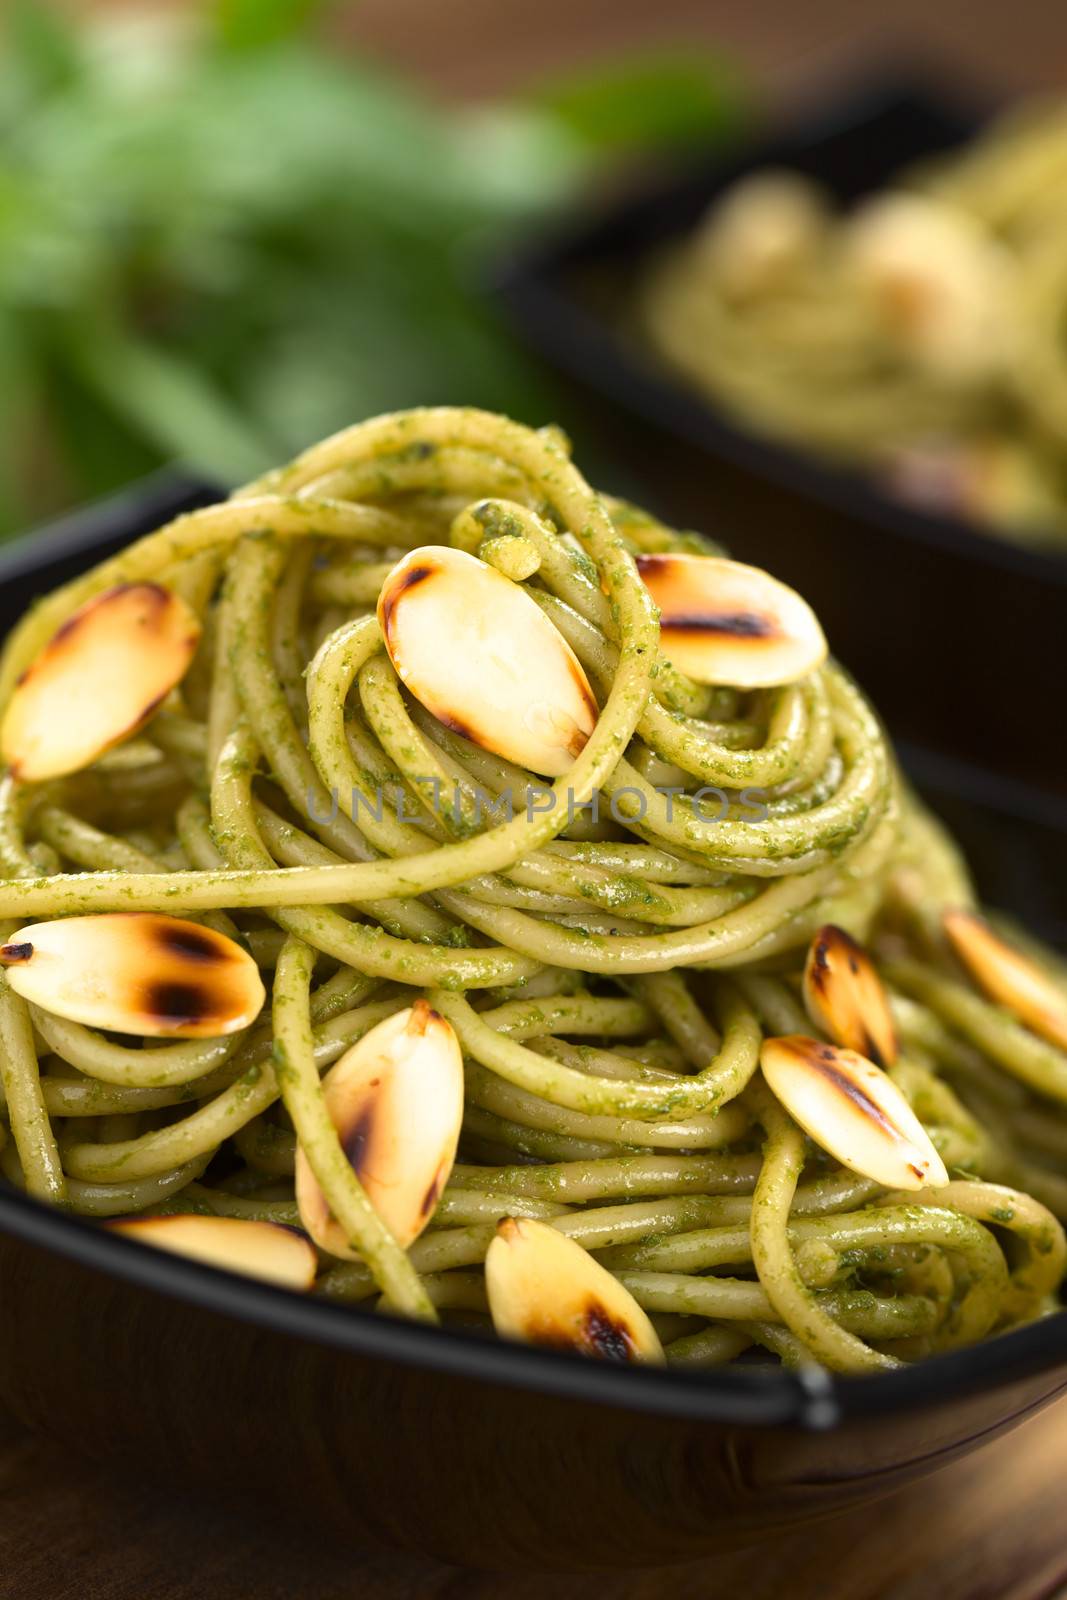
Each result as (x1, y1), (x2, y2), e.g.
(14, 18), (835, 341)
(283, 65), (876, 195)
(0, 406), (1064, 1373)
(644, 100), (1067, 546)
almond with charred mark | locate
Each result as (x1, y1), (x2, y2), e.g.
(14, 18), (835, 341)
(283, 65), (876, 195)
(485, 1217), (664, 1363)
(944, 910), (1067, 1052)
(108, 1215), (317, 1291)
(0, 914), (265, 1038)
(634, 553), (827, 688)
(377, 545), (597, 776)
(760, 1035), (948, 1191)
(295, 999), (464, 1257)
(803, 924), (898, 1067)
(0, 583), (201, 781)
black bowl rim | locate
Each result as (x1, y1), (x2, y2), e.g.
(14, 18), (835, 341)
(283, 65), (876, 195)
(2, 472), (1067, 1437)
(5, 1182), (1067, 1434)
(489, 68), (1067, 590)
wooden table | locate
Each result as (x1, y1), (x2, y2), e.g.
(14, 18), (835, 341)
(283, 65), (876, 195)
(347, 0), (1067, 102)
(2, 1396), (1067, 1599)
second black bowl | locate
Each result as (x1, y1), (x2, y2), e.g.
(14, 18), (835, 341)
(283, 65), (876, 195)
(492, 71), (1067, 801)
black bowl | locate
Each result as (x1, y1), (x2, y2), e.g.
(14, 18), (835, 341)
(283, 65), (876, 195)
(491, 71), (1067, 802)
(0, 475), (1066, 1572)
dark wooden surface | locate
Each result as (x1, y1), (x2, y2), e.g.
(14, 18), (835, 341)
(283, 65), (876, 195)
(348, 0), (1067, 102)
(2, 1397), (1067, 1598)
(9, 4), (1067, 1597)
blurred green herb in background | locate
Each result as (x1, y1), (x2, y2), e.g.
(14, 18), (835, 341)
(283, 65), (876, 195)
(0, 0), (744, 535)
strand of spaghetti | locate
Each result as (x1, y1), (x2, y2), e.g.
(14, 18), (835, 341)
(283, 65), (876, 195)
(271, 936), (435, 1321)
(880, 1179), (1063, 1325)
(0, 951), (65, 1202)
(888, 960), (1067, 1104)
(433, 982), (760, 1119)
(319, 1194), (784, 1302)
(58, 997), (406, 1182)
(664, 1325), (754, 1367)
(602, 1205), (1011, 1348)
(31, 1008), (244, 1088)
(462, 1061), (750, 1150)
(618, 1273), (940, 1340)
(49, 1159), (210, 1218)
(747, 1083), (896, 1372)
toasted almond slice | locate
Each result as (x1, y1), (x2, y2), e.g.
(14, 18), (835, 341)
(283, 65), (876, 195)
(944, 910), (1067, 1052)
(486, 1217), (664, 1363)
(635, 554), (827, 688)
(295, 999), (464, 1257)
(803, 924), (898, 1067)
(697, 171), (829, 300)
(377, 545), (597, 777)
(1, 583), (201, 782)
(0, 914), (265, 1038)
(107, 1216), (317, 1291)
(760, 1035), (948, 1192)
(845, 194), (1014, 381)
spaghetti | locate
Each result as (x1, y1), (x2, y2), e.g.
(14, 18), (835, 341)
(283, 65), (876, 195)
(644, 99), (1067, 546)
(0, 406), (1063, 1371)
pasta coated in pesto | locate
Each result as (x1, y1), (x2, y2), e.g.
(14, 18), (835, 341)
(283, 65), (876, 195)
(0, 405), (1064, 1371)
(643, 101), (1067, 549)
